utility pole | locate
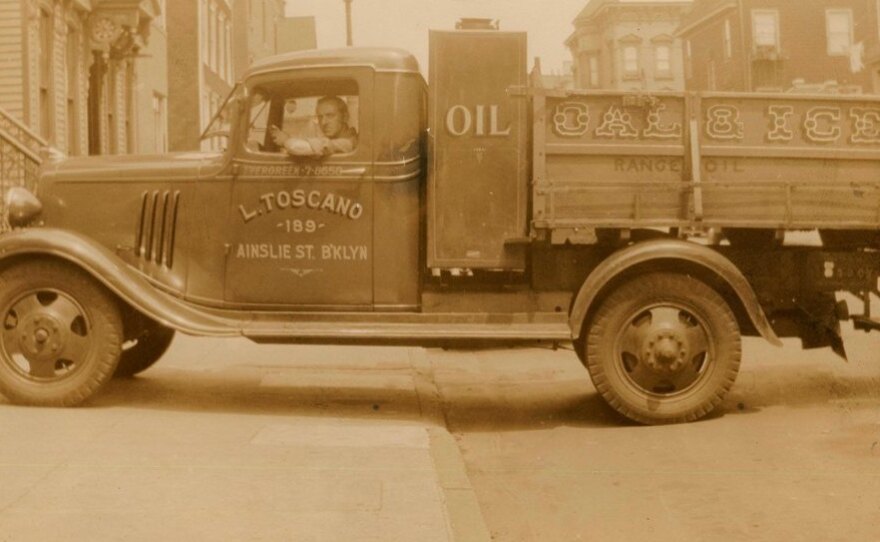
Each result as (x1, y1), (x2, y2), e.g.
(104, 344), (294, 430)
(344, 0), (353, 46)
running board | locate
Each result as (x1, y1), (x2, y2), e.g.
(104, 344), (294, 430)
(242, 320), (572, 344)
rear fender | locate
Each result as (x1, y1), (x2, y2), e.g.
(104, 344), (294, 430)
(569, 239), (783, 347)
(0, 228), (239, 337)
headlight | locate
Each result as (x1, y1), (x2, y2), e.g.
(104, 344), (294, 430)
(5, 187), (42, 227)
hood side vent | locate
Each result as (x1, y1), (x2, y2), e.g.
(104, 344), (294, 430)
(136, 190), (180, 268)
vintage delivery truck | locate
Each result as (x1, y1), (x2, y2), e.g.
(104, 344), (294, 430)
(0, 21), (878, 424)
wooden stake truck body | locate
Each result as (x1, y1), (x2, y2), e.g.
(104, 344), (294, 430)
(0, 23), (877, 423)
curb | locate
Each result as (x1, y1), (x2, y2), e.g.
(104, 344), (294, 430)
(409, 348), (493, 542)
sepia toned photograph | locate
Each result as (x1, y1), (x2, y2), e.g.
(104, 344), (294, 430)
(0, 0), (878, 540)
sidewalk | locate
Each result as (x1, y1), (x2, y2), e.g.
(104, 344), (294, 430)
(0, 338), (489, 542)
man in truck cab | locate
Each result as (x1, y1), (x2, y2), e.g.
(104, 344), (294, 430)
(269, 95), (358, 157)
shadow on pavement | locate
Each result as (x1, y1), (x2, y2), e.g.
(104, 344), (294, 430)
(79, 348), (880, 430)
(92, 361), (629, 430)
(96, 367), (428, 423)
(438, 385), (628, 431)
(723, 360), (880, 416)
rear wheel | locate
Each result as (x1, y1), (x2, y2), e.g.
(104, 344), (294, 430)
(0, 261), (122, 406)
(583, 273), (741, 424)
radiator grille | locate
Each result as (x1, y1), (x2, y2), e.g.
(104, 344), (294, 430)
(135, 190), (180, 268)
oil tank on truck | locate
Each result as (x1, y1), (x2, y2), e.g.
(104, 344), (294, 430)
(427, 19), (529, 271)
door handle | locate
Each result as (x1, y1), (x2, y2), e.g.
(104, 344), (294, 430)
(342, 167), (367, 176)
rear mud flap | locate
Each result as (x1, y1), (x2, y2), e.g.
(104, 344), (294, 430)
(798, 293), (847, 360)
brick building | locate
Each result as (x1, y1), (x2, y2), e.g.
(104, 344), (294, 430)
(167, 0), (287, 152)
(678, 0), (880, 92)
(565, 0), (692, 91)
(0, 0), (163, 156)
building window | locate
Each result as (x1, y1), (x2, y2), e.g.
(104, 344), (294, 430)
(262, 0), (268, 45)
(125, 60), (135, 154)
(152, 93), (167, 153)
(723, 19), (732, 59)
(655, 45), (671, 78)
(752, 10), (780, 50)
(218, 11), (227, 80)
(623, 45), (639, 78)
(201, 0), (209, 62)
(226, 20), (233, 81)
(589, 55), (600, 87)
(685, 39), (693, 79)
(106, 64), (117, 153)
(826, 9), (853, 56)
(156, 0), (166, 29)
(200, 91), (208, 133)
(877, 0), (880, 42)
(209, 1), (217, 71)
(707, 60), (717, 91)
(66, 25), (79, 155)
(39, 9), (53, 141)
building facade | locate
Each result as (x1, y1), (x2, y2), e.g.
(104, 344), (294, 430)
(566, 0), (692, 91)
(168, 0), (285, 152)
(0, 0), (162, 157)
(232, 0), (285, 79)
(679, 0), (880, 92)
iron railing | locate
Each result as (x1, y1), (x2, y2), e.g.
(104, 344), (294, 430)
(0, 106), (45, 232)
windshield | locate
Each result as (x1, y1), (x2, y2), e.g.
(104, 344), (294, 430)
(200, 84), (241, 143)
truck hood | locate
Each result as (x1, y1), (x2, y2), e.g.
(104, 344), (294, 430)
(41, 151), (226, 184)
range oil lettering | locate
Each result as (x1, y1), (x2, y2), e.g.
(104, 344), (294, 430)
(238, 189), (364, 223)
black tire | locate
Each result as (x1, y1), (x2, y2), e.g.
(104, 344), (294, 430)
(0, 260), (123, 406)
(583, 273), (741, 424)
(114, 322), (174, 378)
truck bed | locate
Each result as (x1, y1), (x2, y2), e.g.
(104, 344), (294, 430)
(528, 89), (880, 235)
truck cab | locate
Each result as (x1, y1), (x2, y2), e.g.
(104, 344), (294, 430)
(197, 48), (424, 311)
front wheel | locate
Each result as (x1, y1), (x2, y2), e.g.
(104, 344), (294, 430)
(583, 273), (741, 424)
(0, 261), (123, 406)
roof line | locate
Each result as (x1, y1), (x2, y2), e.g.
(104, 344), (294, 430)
(677, 1), (737, 36)
(575, 0), (693, 24)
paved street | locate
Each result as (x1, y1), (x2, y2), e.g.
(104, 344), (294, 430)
(0, 341), (487, 542)
(0, 326), (878, 541)
(430, 325), (880, 541)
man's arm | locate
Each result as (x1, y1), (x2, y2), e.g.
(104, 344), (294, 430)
(307, 136), (355, 155)
(270, 125), (319, 156)
(270, 125), (356, 157)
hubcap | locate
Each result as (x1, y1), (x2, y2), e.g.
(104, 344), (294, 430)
(1, 290), (91, 381)
(616, 305), (710, 396)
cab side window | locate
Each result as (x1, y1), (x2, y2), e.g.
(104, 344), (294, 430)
(244, 79), (359, 158)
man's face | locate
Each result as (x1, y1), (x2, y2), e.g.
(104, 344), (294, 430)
(316, 101), (347, 138)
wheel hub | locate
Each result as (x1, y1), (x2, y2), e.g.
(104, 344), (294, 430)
(643, 329), (688, 373)
(18, 314), (64, 361)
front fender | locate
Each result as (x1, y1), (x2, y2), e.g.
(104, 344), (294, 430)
(569, 239), (783, 347)
(0, 228), (239, 337)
